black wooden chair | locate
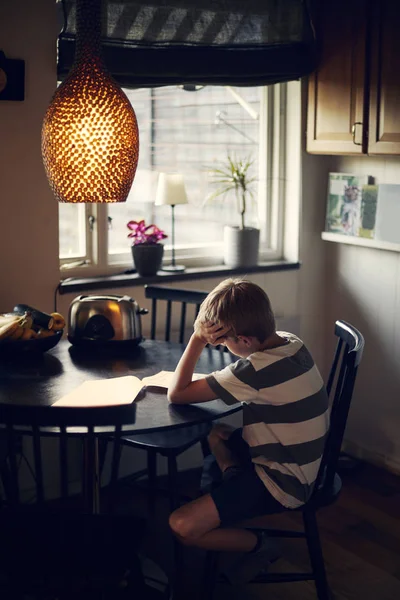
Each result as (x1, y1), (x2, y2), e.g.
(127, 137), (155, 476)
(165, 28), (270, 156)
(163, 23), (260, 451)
(0, 403), (155, 599)
(202, 319), (365, 600)
(120, 285), (214, 513)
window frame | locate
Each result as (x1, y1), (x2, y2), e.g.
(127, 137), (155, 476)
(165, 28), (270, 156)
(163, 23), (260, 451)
(59, 82), (293, 278)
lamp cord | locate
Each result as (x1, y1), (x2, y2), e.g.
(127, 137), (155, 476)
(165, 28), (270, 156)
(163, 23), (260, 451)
(54, 281), (62, 313)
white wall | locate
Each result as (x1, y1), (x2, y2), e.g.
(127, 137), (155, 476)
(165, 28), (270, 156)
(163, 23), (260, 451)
(0, 0), (59, 314)
(323, 155), (400, 473)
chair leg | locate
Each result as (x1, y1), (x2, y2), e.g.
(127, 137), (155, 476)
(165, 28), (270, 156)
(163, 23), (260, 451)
(167, 455), (179, 513)
(167, 454), (184, 596)
(147, 451), (157, 513)
(202, 551), (218, 600)
(200, 436), (211, 458)
(303, 509), (331, 600)
(98, 438), (108, 479)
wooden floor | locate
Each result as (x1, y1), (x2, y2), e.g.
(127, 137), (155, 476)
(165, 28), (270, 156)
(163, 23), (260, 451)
(113, 460), (400, 600)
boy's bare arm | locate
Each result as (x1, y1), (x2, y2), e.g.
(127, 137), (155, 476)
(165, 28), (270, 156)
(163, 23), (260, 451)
(168, 321), (230, 405)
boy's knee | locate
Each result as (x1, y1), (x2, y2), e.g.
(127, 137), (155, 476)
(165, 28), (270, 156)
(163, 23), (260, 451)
(207, 427), (220, 448)
(208, 424), (233, 448)
(169, 510), (197, 544)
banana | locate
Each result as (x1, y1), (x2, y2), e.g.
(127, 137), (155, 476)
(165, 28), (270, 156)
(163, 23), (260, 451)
(0, 317), (24, 340)
(21, 315), (33, 330)
(8, 327), (24, 341)
(50, 312), (66, 331)
(0, 314), (20, 327)
(20, 328), (35, 341)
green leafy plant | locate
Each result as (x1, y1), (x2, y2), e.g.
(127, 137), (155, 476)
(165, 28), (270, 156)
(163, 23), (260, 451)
(206, 155), (256, 230)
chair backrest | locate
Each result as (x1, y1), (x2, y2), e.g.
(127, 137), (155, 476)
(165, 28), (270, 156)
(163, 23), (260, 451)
(313, 320), (365, 496)
(0, 403), (136, 511)
(145, 285), (208, 343)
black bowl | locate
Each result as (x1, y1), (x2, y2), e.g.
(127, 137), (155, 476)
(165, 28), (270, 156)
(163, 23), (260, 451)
(0, 330), (63, 356)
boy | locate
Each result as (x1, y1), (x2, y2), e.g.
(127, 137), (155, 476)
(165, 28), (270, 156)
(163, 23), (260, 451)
(168, 278), (329, 576)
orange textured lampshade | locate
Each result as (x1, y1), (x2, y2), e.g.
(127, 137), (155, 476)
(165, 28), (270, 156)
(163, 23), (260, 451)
(41, 0), (139, 203)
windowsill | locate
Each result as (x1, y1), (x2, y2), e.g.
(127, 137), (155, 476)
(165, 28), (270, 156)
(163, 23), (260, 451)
(321, 232), (400, 252)
(58, 260), (300, 295)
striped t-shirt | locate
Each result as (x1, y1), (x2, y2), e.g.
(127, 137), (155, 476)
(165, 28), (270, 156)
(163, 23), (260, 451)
(206, 332), (329, 509)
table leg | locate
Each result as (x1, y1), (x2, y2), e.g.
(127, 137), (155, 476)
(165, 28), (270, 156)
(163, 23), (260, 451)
(82, 436), (100, 514)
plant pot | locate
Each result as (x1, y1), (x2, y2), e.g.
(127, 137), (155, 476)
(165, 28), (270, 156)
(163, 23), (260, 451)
(131, 243), (164, 277)
(223, 226), (260, 268)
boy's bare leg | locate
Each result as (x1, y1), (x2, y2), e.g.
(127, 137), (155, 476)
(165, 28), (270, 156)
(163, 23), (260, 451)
(169, 424), (257, 552)
(207, 423), (238, 473)
(169, 493), (257, 552)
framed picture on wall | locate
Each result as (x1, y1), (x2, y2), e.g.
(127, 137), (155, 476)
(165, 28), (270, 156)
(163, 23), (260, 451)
(325, 173), (374, 237)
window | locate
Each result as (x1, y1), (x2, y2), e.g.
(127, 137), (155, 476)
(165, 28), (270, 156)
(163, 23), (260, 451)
(59, 82), (294, 274)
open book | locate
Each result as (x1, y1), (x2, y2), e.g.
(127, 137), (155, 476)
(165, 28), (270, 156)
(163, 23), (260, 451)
(52, 371), (206, 408)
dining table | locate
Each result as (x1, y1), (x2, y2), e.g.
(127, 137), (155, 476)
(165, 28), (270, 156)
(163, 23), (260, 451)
(0, 339), (243, 512)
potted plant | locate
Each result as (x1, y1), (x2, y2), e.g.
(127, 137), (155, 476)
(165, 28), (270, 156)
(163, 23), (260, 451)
(207, 154), (259, 268)
(127, 220), (167, 276)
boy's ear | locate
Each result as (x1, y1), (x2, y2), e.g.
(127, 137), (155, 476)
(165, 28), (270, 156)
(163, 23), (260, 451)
(237, 335), (253, 347)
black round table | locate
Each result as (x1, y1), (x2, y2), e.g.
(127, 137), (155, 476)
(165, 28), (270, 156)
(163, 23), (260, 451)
(0, 339), (242, 512)
(0, 339), (242, 431)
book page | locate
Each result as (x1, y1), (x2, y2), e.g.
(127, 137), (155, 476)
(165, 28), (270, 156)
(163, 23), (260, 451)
(52, 375), (144, 407)
(141, 370), (206, 390)
(192, 372), (206, 381)
(52, 371), (208, 407)
(141, 371), (174, 389)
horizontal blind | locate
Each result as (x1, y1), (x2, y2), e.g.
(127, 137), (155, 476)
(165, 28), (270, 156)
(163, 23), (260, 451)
(57, 0), (317, 87)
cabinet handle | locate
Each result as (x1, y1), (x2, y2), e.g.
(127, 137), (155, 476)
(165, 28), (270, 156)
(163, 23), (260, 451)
(351, 122), (363, 146)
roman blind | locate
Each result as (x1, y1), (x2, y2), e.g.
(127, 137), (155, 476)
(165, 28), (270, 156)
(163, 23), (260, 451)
(57, 0), (317, 87)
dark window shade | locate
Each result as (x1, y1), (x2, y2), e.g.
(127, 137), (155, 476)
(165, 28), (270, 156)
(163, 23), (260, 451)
(57, 0), (317, 87)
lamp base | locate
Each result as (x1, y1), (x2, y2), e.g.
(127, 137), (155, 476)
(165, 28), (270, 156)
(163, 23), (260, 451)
(161, 264), (186, 273)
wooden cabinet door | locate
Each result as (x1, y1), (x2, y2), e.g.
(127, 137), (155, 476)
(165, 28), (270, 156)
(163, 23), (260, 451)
(307, 0), (367, 155)
(368, 1), (400, 154)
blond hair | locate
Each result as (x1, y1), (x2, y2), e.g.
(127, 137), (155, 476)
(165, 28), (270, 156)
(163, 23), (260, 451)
(197, 278), (275, 342)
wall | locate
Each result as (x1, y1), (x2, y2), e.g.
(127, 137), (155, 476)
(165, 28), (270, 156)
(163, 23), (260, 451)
(324, 155), (400, 473)
(0, 1), (332, 484)
(0, 0), (60, 314)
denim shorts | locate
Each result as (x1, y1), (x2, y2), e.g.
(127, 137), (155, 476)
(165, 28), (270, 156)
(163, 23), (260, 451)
(203, 429), (286, 526)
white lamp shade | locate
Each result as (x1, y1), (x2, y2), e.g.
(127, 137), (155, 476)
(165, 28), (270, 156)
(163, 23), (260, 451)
(155, 173), (188, 206)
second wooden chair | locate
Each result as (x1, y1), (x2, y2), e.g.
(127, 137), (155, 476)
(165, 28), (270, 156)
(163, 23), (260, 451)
(120, 285), (212, 512)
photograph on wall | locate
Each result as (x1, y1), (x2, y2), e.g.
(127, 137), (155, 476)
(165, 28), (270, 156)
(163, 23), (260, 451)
(325, 173), (371, 236)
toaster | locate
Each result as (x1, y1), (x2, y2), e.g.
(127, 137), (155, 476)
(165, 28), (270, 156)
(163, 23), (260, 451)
(68, 294), (148, 346)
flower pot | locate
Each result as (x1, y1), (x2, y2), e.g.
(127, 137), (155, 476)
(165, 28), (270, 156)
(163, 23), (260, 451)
(131, 243), (164, 277)
(223, 226), (260, 268)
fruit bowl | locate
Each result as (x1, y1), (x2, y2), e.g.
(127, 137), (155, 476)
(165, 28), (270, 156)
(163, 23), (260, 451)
(0, 330), (63, 356)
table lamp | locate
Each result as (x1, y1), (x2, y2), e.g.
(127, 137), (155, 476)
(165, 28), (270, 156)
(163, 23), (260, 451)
(155, 173), (188, 272)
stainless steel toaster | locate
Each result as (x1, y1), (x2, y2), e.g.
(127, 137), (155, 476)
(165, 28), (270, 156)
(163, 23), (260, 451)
(68, 294), (148, 346)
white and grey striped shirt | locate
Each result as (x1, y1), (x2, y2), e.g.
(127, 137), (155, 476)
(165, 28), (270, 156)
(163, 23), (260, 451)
(206, 332), (329, 509)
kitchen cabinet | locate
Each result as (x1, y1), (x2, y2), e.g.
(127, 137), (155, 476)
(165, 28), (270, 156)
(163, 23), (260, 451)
(368, 1), (400, 154)
(307, 0), (400, 155)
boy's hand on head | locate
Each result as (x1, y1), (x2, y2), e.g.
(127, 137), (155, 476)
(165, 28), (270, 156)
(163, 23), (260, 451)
(193, 320), (231, 346)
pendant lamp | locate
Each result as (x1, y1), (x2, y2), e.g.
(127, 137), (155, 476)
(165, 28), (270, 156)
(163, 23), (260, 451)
(41, 0), (139, 203)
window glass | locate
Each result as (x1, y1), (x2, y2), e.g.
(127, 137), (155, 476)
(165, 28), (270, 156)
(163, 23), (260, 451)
(108, 86), (261, 257)
(59, 203), (86, 259)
